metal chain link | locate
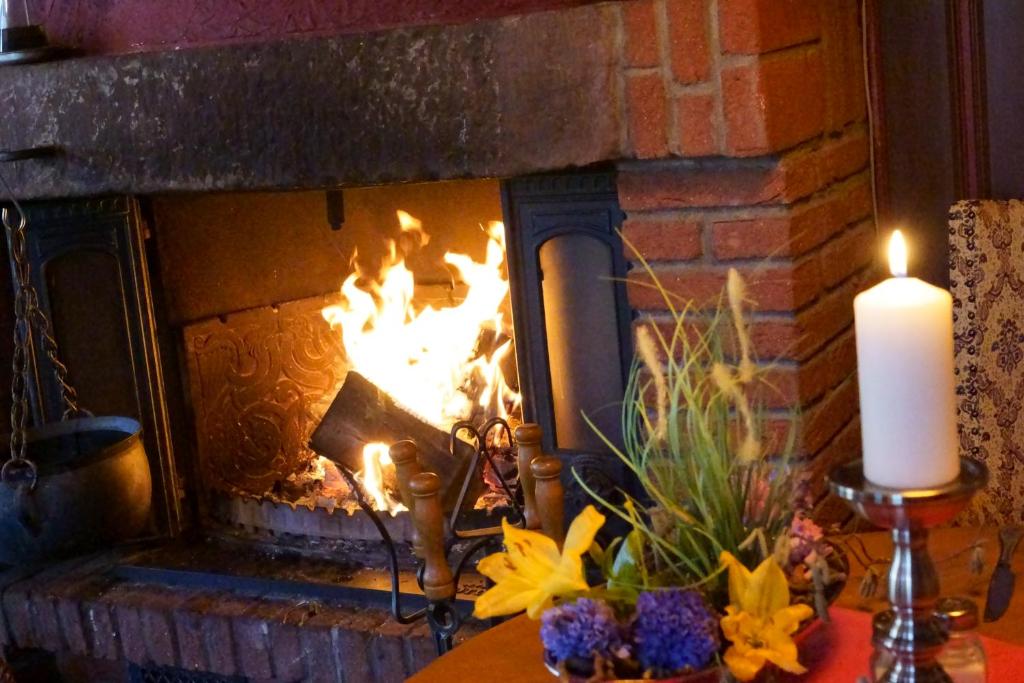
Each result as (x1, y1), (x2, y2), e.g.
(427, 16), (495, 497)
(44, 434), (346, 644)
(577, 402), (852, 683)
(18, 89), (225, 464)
(0, 168), (84, 488)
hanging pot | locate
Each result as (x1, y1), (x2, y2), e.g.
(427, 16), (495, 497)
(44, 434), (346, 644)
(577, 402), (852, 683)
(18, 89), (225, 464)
(0, 416), (152, 564)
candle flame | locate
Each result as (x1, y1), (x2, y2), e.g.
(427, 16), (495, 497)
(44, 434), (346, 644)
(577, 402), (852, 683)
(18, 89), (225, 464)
(888, 230), (907, 277)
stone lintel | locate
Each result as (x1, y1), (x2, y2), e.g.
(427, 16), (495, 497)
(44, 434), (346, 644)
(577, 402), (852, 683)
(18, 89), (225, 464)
(0, 3), (623, 199)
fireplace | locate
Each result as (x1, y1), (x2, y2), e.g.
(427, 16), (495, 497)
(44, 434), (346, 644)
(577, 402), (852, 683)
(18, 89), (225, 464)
(0, 172), (636, 681)
(0, 0), (872, 680)
(136, 175), (631, 551)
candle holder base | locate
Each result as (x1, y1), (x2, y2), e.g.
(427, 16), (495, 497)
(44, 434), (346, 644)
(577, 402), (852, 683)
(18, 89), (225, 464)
(829, 458), (988, 683)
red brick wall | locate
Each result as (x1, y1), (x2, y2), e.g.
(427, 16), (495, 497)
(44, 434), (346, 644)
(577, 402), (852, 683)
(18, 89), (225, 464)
(616, 0), (874, 513)
(26, 0), (599, 54)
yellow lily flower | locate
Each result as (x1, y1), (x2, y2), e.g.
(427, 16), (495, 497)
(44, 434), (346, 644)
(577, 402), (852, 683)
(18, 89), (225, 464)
(473, 505), (605, 619)
(718, 551), (814, 682)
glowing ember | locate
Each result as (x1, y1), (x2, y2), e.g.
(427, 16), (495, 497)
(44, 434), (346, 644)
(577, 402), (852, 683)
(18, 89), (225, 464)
(322, 211), (522, 511)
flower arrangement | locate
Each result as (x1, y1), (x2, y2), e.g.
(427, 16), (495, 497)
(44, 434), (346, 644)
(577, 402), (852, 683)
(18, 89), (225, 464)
(472, 258), (845, 681)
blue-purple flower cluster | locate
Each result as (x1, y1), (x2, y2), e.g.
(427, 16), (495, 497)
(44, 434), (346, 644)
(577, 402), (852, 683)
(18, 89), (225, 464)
(540, 590), (720, 676)
(632, 589), (719, 674)
(540, 598), (624, 664)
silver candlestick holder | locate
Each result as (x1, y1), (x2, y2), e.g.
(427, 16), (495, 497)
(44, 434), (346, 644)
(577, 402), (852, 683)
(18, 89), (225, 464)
(829, 458), (988, 683)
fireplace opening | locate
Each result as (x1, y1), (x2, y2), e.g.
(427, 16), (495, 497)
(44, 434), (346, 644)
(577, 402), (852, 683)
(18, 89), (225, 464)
(129, 172), (631, 556)
(147, 179), (529, 550)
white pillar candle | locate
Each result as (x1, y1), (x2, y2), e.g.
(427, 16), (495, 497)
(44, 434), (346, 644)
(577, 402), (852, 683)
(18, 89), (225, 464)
(854, 230), (960, 489)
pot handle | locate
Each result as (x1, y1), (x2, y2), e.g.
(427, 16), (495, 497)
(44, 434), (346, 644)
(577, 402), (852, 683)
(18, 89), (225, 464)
(1, 459), (41, 537)
(14, 483), (41, 537)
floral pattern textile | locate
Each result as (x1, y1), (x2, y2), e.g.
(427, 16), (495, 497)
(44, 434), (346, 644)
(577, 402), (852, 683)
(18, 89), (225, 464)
(950, 200), (1024, 524)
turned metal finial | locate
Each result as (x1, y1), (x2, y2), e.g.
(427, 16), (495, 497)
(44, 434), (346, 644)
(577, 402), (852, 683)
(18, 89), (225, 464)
(390, 440), (424, 556)
(409, 472), (455, 603)
(531, 455), (565, 547)
(515, 423), (543, 530)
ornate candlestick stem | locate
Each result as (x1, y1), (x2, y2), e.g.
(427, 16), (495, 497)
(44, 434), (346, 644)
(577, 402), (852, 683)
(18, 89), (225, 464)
(829, 458), (987, 683)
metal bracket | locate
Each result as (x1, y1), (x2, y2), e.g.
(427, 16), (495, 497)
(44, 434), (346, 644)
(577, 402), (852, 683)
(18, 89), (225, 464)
(0, 146), (60, 163)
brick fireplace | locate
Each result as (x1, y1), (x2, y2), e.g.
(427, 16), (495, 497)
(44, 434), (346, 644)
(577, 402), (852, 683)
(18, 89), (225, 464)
(0, 0), (873, 681)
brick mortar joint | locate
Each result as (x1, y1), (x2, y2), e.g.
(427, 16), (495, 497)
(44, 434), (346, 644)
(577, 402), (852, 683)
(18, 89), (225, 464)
(708, 0), (726, 154)
(620, 107), (870, 172)
(803, 373), (859, 419)
(612, 2), (631, 158)
(653, 0), (678, 153)
(772, 119), (871, 165)
(790, 261), (874, 319)
(719, 40), (824, 69)
(670, 80), (718, 96)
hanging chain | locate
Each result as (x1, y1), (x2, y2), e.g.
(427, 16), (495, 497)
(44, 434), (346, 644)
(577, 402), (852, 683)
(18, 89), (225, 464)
(6, 204), (31, 467)
(0, 168), (83, 488)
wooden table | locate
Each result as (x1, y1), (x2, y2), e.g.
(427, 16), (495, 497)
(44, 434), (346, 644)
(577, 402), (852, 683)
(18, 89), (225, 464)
(410, 527), (1024, 682)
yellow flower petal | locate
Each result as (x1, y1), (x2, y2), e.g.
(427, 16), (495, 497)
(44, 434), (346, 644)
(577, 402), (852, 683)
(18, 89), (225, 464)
(476, 552), (516, 582)
(502, 518), (561, 573)
(471, 510), (602, 620)
(562, 505), (605, 558)
(772, 604), (815, 635)
(718, 553), (811, 681)
(720, 551), (751, 609)
(724, 645), (766, 682)
(759, 624), (808, 674)
(474, 576), (540, 618)
(745, 556), (790, 617)
(525, 592), (555, 619)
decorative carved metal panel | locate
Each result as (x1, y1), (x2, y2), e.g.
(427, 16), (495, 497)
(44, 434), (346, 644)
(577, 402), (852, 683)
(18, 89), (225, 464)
(183, 294), (347, 496)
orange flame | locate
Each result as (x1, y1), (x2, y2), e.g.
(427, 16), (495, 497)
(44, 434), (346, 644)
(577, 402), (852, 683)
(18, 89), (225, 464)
(359, 443), (407, 515)
(322, 212), (522, 511)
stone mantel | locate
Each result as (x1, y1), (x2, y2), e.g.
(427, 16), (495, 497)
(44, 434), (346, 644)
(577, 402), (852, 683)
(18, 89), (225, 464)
(0, 3), (623, 199)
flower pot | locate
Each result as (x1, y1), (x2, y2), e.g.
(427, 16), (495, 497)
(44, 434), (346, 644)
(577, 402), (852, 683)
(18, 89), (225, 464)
(545, 657), (726, 682)
(543, 544), (848, 682)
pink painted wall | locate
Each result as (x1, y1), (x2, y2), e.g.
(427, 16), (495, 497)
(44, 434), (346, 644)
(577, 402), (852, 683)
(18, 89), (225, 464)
(27, 0), (599, 55)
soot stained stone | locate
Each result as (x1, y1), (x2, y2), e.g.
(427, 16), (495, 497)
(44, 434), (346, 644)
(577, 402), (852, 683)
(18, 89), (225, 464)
(0, 4), (622, 199)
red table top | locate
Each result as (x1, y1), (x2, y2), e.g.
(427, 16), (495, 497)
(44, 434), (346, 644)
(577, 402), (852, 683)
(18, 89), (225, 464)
(410, 528), (1024, 682)
(412, 606), (1024, 682)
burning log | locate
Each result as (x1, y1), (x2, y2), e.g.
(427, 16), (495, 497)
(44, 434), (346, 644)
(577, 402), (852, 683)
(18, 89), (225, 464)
(309, 371), (479, 510)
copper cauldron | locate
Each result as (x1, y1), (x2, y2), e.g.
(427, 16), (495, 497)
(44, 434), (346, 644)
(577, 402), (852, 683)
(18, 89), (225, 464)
(0, 416), (152, 564)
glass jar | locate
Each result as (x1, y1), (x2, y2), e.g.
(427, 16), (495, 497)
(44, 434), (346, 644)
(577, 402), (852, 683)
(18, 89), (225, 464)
(869, 599), (986, 682)
(869, 609), (895, 681)
(0, 0), (47, 55)
(935, 597), (986, 683)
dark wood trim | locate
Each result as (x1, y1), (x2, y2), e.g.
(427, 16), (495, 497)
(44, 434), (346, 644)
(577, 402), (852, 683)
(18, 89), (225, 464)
(863, 0), (890, 222)
(947, 0), (990, 199)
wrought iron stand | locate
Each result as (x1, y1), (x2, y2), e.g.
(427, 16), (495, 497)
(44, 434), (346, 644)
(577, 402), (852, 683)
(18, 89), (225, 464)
(331, 418), (538, 656)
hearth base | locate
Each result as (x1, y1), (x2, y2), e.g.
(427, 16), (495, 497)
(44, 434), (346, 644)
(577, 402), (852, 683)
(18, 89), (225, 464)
(0, 542), (485, 682)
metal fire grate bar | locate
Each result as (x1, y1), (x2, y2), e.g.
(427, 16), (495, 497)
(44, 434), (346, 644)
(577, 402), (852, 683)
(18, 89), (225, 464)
(128, 663), (247, 683)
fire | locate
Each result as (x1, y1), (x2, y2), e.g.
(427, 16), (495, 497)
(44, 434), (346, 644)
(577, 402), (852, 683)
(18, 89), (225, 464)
(360, 443), (407, 515)
(322, 211), (522, 511)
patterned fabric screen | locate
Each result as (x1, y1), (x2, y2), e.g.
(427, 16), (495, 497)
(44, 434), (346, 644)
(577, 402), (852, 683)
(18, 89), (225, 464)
(950, 199), (1024, 524)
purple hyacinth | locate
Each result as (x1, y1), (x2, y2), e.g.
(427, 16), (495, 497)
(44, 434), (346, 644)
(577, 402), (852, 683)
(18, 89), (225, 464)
(633, 589), (719, 675)
(540, 598), (624, 664)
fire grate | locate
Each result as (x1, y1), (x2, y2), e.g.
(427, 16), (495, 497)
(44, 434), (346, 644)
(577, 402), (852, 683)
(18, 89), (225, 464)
(127, 664), (247, 683)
